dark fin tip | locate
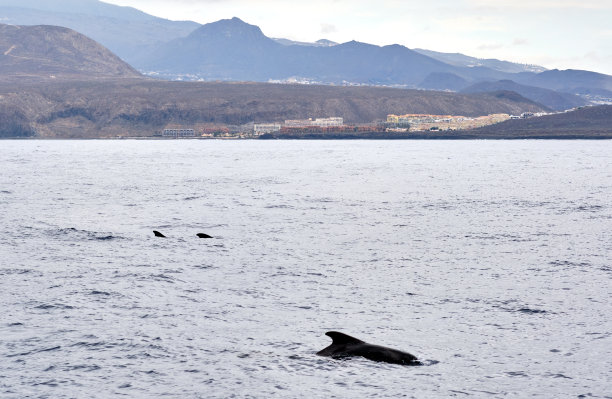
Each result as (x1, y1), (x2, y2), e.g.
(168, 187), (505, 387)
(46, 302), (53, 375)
(325, 331), (365, 345)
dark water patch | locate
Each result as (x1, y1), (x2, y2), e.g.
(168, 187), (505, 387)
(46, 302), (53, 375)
(0, 190), (12, 194)
(7, 322), (24, 327)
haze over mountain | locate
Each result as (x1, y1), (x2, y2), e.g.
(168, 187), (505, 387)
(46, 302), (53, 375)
(0, 0), (199, 63)
(2, 0), (611, 109)
(413, 49), (546, 74)
(131, 16), (611, 106)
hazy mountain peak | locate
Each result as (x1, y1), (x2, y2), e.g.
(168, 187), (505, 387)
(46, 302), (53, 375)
(192, 17), (267, 39)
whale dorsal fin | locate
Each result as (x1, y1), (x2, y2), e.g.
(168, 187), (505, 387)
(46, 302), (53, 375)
(326, 331), (365, 345)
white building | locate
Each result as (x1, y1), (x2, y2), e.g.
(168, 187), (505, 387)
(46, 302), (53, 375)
(253, 123), (281, 135)
(284, 117), (343, 128)
(284, 119), (313, 128)
(313, 117), (343, 127)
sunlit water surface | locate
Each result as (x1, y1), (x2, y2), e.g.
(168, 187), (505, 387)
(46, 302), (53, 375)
(1, 140), (610, 398)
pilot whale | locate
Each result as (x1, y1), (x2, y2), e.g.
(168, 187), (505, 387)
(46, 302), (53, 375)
(196, 233), (213, 238)
(317, 331), (420, 365)
(153, 230), (166, 237)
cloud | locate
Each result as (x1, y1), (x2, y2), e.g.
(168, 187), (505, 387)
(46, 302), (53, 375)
(466, 0), (612, 9)
(512, 38), (529, 46)
(320, 23), (337, 34)
(478, 43), (504, 51)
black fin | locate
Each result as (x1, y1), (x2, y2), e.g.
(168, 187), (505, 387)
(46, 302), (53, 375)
(153, 230), (166, 238)
(196, 233), (213, 238)
(325, 331), (365, 345)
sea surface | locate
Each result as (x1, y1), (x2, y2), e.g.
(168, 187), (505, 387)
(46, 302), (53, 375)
(0, 140), (610, 398)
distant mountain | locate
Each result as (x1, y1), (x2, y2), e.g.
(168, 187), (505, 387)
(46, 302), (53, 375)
(461, 80), (588, 111)
(0, 0), (200, 64)
(414, 48), (547, 74)
(135, 17), (489, 86)
(273, 38), (338, 47)
(515, 69), (612, 93)
(0, 23), (141, 80)
(418, 73), (469, 91)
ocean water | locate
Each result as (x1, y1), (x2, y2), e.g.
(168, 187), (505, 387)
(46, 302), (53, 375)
(0, 140), (610, 399)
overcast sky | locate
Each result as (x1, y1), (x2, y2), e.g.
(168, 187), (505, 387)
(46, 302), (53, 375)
(103, 0), (612, 75)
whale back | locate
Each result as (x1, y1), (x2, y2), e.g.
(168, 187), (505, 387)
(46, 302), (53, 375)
(318, 331), (420, 365)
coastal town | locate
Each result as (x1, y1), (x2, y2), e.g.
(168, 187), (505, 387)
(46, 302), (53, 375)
(158, 111), (550, 139)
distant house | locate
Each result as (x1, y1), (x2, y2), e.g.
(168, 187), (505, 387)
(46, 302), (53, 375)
(162, 128), (195, 138)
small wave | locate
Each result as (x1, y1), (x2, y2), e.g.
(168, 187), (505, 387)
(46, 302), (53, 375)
(53, 227), (125, 241)
(0, 269), (32, 276)
(184, 195), (204, 201)
(7, 346), (61, 358)
(545, 372), (572, 379)
(265, 204), (294, 209)
(506, 371), (528, 377)
(89, 290), (112, 296)
(549, 260), (591, 268)
(516, 307), (547, 314)
(33, 380), (60, 387)
(575, 204), (604, 212)
(66, 365), (102, 372)
(33, 303), (75, 310)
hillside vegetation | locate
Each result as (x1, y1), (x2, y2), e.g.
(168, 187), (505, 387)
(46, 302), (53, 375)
(0, 80), (547, 138)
